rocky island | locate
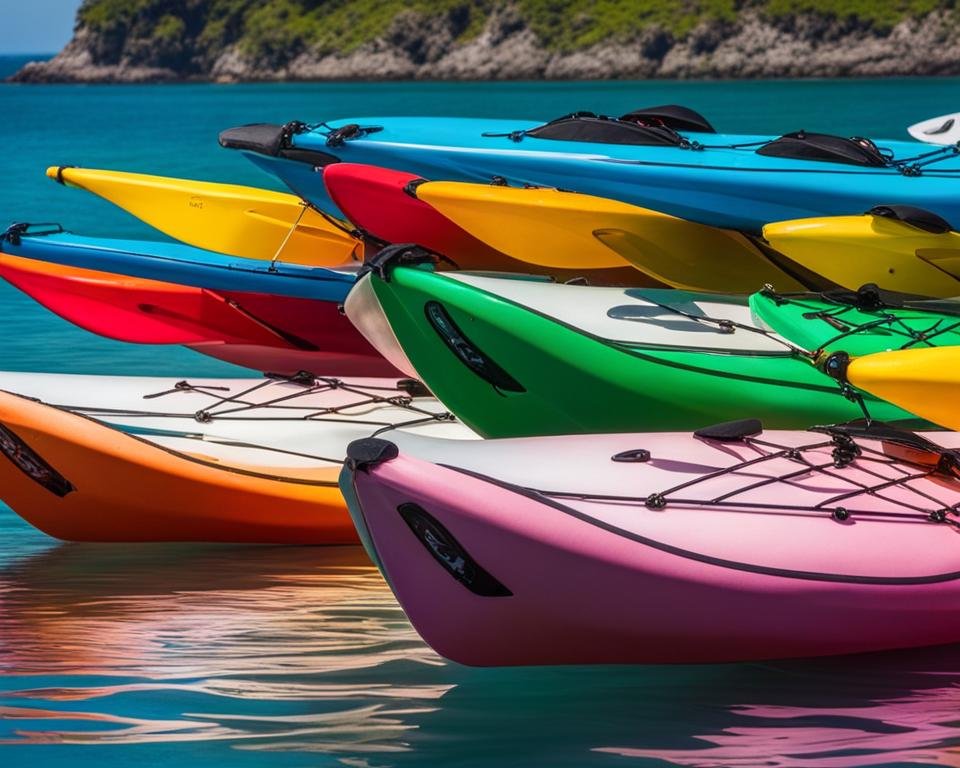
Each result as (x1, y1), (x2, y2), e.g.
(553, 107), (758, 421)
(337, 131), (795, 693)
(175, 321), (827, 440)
(11, 0), (960, 83)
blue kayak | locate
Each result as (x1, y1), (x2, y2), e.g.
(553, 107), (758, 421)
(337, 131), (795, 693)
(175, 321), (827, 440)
(0, 224), (356, 301)
(219, 107), (960, 232)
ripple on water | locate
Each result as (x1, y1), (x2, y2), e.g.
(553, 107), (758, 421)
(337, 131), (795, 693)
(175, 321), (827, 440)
(0, 541), (451, 758)
(5, 534), (960, 767)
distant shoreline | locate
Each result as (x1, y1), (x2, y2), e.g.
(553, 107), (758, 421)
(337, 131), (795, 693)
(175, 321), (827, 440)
(7, 72), (960, 87)
(10, 6), (960, 84)
(0, 53), (52, 81)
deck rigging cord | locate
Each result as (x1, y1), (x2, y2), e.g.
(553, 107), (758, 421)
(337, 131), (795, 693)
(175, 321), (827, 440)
(659, 283), (960, 361)
(531, 423), (960, 525)
(50, 373), (456, 465)
(307, 110), (960, 175)
(759, 284), (960, 349)
(267, 202), (309, 272)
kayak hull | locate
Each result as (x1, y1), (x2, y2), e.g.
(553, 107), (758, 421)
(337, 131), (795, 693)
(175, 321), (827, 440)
(228, 118), (960, 232)
(0, 373), (470, 543)
(414, 179), (805, 292)
(244, 151), (344, 217)
(748, 290), (960, 357)
(763, 213), (960, 298)
(0, 390), (351, 544)
(323, 163), (647, 284)
(0, 228), (355, 301)
(344, 434), (960, 665)
(0, 254), (396, 377)
(846, 346), (960, 431)
(48, 166), (361, 267)
(345, 267), (916, 437)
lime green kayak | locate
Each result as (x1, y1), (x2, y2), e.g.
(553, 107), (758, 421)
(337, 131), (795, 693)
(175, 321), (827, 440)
(750, 287), (960, 356)
(344, 254), (928, 438)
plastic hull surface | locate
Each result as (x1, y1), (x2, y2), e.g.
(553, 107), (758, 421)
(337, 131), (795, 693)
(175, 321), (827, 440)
(48, 166), (361, 267)
(344, 430), (960, 665)
(233, 117), (960, 232)
(764, 213), (960, 297)
(0, 375), (470, 543)
(0, 254), (395, 377)
(345, 268), (920, 437)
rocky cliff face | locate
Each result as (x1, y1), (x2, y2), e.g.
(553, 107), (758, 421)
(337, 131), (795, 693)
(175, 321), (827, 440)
(11, 1), (960, 82)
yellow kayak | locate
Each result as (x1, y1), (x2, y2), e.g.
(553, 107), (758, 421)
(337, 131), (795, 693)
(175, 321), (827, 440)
(764, 206), (960, 299)
(47, 166), (361, 267)
(415, 181), (805, 292)
(842, 346), (960, 431)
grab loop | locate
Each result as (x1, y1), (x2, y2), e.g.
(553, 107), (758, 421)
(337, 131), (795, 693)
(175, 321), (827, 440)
(358, 243), (437, 282)
(54, 165), (76, 185)
(1, 223), (29, 246)
(1, 222), (64, 246)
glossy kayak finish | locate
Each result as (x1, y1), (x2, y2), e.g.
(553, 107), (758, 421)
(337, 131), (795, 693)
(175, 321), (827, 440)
(48, 166), (362, 267)
(323, 163), (647, 284)
(415, 179), (805, 291)
(764, 212), (960, 297)
(238, 117), (960, 231)
(245, 150), (345, 218)
(344, 266), (918, 437)
(844, 347), (960, 430)
(323, 164), (514, 267)
(909, 113), (960, 145)
(0, 254), (271, 346)
(343, 428), (960, 665)
(0, 253), (395, 377)
(0, 228), (356, 300)
(749, 290), (960, 356)
(0, 373), (469, 543)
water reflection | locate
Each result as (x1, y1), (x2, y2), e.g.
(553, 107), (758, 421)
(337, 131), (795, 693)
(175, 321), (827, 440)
(595, 650), (960, 768)
(3, 534), (960, 766)
(0, 542), (449, 757)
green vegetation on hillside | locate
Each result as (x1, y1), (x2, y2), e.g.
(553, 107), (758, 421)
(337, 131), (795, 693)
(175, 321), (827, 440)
(765, 0), (947, 31)
(75, 0), (955, 69)
(238, 1), (488, 64)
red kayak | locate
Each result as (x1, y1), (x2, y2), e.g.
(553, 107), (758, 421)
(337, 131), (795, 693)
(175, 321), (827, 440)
(0, 253), (397, 376)
(321, 163), (645, 283)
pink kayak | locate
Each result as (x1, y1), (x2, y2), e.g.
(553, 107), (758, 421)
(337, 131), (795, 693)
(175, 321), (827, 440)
(342, 420), (960, 665)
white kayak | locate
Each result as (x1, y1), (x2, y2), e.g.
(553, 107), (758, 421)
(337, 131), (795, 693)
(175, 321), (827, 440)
(908, 113), (960, 145)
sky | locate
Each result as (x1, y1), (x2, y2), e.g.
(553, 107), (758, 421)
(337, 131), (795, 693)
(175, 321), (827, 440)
(1, 0), (82, 55)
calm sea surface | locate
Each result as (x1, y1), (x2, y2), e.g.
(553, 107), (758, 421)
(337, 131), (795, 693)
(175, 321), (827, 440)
(3, 55), (960, 766)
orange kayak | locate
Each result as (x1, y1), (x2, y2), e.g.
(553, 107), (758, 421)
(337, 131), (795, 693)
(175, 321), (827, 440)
(0, 374), (471, 543)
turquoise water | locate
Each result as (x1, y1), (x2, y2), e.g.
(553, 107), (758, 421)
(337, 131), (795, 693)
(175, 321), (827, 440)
(0, 56), (40, 79)
(3, 62), (960, 766)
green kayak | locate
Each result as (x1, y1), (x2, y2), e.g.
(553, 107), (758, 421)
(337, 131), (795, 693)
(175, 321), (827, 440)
(750, 287), (960, 356)
(345, 254), (944, 437)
